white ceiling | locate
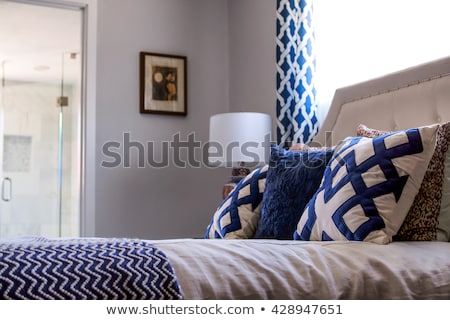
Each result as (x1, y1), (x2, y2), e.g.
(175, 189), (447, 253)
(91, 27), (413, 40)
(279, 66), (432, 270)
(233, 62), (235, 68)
(0, 0), (82, 84)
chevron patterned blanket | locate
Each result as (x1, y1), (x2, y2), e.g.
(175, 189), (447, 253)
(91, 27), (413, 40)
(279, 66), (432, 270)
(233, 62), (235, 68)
(0, 237), (183, 300)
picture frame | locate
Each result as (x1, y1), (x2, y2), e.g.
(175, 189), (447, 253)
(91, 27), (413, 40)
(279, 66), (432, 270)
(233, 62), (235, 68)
(140, 52), (187, 115)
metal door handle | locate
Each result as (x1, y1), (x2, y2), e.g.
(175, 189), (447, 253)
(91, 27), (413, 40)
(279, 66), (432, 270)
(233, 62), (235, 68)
(2, 177), (12, 202)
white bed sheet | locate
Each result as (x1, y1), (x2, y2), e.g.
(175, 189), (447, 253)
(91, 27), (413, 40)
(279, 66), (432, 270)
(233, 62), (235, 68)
(152, 239), (450, 300)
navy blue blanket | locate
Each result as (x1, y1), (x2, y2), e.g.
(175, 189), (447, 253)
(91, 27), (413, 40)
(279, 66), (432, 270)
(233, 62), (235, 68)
(0, 237), (183, 300)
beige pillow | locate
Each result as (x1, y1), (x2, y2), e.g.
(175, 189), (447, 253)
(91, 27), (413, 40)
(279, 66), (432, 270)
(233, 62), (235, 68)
(289, 143), (332, 151)
(357, 122), (450, 241)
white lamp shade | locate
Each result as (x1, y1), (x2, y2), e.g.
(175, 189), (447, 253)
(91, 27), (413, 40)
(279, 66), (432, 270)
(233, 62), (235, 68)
(208, 112), (272, 167)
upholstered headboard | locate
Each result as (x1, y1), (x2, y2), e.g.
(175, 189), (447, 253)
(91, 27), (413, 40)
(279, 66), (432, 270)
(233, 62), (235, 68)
(315, 55), (450, 146)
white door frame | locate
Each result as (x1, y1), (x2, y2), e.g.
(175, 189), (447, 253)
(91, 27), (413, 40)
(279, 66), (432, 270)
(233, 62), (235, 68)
(7, 0), (97, 237)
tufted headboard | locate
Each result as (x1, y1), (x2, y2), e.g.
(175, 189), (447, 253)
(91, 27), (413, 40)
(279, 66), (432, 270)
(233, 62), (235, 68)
(314, 55), (450, 147)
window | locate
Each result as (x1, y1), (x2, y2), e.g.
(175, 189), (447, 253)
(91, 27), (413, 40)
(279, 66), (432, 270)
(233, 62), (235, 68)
(314, 0), (450, 119)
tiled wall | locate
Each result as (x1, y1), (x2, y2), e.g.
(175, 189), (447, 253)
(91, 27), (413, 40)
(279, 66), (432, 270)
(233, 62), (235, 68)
(0, 80), (80, 238)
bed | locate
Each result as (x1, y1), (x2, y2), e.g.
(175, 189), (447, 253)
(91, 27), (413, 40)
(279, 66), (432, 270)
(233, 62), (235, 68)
(2, 56), (450, 300)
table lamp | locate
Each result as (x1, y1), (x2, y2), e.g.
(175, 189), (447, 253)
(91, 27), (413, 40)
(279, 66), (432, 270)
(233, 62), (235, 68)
(209, 112), (272, 199)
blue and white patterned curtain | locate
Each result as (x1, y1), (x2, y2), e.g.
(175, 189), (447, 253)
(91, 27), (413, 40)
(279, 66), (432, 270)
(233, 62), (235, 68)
(276, 0), (319, 147)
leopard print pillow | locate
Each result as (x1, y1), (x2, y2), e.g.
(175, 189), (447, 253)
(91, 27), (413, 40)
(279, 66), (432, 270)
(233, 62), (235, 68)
(357, 123), (450, 241)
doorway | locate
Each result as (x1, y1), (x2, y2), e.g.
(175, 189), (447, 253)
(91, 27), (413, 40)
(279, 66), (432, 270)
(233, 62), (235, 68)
(0, 1), (83, 238)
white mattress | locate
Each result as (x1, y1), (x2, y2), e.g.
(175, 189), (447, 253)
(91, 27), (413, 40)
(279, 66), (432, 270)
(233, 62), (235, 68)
(152, 239), (450, 300)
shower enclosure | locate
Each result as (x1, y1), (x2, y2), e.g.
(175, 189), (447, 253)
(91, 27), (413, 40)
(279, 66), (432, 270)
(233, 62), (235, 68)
(0, 1), (82, 239)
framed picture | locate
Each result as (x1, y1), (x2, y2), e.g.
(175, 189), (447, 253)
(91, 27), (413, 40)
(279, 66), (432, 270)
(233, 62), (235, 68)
(140, 52), (187, 115)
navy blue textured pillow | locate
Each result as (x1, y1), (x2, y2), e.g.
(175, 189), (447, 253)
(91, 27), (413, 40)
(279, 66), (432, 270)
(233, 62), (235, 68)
(254, 144), (333, 239)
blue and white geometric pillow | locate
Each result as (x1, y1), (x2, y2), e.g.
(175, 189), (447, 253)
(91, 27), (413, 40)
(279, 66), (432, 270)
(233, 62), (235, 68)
(294, 125), (438, 244)
(205, 165), (268, 239)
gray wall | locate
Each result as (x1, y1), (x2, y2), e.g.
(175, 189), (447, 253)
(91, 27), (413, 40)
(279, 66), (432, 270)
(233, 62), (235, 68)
(95, 0), (275, 239)
(228, 0), (276, 121)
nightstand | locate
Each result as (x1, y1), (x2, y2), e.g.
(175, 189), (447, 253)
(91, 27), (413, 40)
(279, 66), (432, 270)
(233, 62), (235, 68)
(222, 167), (250, 199)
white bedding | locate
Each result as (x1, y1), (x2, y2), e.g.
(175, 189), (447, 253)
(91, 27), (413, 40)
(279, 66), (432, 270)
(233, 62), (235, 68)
(153, 239), (450, 300)
(159, 57), (450, 300)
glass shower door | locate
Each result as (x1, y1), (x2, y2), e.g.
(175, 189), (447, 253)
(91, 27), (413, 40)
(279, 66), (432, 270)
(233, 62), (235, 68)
(0, 1), (82, 239)
(1, 80), (61, 238)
